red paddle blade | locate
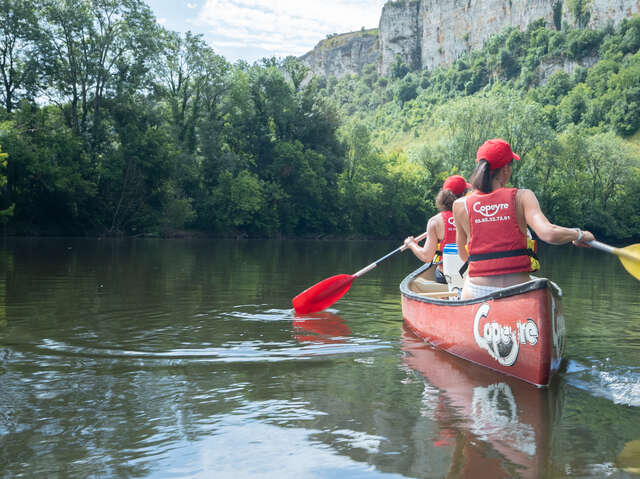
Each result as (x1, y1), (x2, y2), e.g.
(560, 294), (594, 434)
(292, 274), (355, 314)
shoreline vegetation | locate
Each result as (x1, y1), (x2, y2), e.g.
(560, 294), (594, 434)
(0, 2), (639, 243)
(0, 229), (424, 242)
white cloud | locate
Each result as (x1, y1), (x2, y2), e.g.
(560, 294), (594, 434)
(187, 2), (197, 8)
(196, 0), (385, 61)
(157, 17), (167, 25)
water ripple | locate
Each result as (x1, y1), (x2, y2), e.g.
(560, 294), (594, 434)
(221, 308), (294, 322)
(565, 359), (640, 407)
(33, 337), (389, 364)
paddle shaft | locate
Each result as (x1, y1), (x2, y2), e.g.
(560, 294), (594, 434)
(589, 240), (635, 260)
(354, 231), (428, 277)
(589, 240), (614, 253)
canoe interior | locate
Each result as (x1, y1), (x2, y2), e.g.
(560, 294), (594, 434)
(401, 263), (562, 305)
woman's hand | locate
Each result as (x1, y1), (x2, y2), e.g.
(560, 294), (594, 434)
(404, 236), (415, 249)
(573, 229), (595, 247)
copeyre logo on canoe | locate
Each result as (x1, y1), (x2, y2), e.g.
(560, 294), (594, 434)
(473, 303), (539, 366)
(473, 201), (509, 218)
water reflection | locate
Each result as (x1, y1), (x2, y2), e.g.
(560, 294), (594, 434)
(1, 238), (639, 478)
(293, 312), (352, 343)
(401, 326), (560, 478)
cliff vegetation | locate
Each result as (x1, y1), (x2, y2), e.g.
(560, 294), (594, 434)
(318, 29), (378, 51)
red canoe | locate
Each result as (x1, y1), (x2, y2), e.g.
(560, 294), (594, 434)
(400, 264), (565, 387)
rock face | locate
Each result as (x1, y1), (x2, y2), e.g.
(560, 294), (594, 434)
(413, 0), (557, 76)
(379, 0), (422, 71)
(299, 30), (379, 79)
(381, 0), (640, 76)
(300, 0), (640, 78)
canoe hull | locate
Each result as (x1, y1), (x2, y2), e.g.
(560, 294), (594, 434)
(400, 265), (565, 387)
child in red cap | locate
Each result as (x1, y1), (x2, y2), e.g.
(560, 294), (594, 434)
(404, 175), (471, 284)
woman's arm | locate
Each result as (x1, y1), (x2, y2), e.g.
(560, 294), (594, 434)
(519, 189), (595, 245)
(404, 216), (441, 263)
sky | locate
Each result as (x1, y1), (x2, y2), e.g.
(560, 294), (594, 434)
(145, 0), (386, 64)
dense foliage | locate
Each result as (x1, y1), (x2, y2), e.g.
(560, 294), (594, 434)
(0, 1), (638, 240)
(323, 17), (640, 240)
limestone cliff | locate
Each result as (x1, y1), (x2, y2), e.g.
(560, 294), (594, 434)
(300, 0), (640, 78)
(383, 0), (640, 75)
(299, 29), (379, 78)
(412, 0), (557, 76)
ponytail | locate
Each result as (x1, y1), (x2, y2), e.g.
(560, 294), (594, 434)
(470, 159), (511, 193)
(470, 160), (492, 193)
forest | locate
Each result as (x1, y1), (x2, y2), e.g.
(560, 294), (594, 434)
(1, 1), (639, 240)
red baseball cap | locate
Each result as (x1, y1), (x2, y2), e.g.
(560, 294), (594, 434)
(476, 138), (520, 170)
(442, 175), (470, 196)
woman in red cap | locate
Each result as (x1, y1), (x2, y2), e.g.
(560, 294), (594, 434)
(404, 175), (471, 284)
(453, 138), (595, 299)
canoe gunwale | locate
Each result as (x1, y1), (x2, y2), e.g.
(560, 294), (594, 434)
(399, 263), (562, 304)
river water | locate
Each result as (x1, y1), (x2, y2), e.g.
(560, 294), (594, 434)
(0, 238), (639, 478)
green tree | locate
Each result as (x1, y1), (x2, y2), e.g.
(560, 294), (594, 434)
(394, 74), (418, 105)
(605, 53), (640, 135)
(0, 0), (41, 112)
(281, 56), (309, 92)
(557, 83), (592, 129)
(209, 170), (266, 231)
(343, 121), (372, 182)
(3, 104), (97, 234)
(0, 142), (14, 221)
(566, 0), (593, 29)
(390, 54), (410, 79)
(98, 98), (175, 234)
(39, 0), (158, 146)
(554, 127), (640, 238)
(154, 31), (229, 154)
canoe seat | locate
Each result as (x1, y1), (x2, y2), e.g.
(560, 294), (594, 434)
(410, 277), (449, 294)
(417, 290), (460, 298)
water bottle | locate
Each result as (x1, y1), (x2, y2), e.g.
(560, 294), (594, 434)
(442, 243), (465, 292)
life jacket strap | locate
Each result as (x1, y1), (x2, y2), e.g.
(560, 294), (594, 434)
(458, 248), (538, 276)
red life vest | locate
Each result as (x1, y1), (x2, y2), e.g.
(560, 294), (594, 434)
(465, 188), (531, 276)
(433, 210), (457, 264)
(440, 210), (456, 246)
